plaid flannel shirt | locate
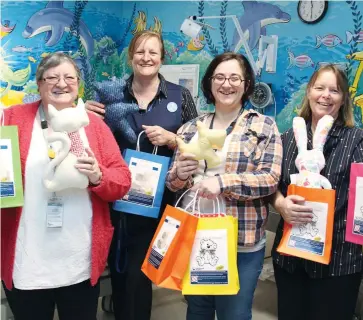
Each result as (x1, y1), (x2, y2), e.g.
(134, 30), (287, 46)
(166, 109), (282, 246)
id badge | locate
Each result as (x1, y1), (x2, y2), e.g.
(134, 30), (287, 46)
(47, 196), (64, 228)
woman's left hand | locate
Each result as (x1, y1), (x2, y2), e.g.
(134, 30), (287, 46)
(75, 147), (102, 185)
(191, 177), (221, 200)
(142, 125), (175, 146)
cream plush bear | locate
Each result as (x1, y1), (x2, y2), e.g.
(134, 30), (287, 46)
(176, 121), (226, 168)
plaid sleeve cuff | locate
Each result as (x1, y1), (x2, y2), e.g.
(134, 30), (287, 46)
(166, 167), (194, 192)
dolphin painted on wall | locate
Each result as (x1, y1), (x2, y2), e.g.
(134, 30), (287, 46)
(22, 1), (94, 57)
(231, 0), (291, 51)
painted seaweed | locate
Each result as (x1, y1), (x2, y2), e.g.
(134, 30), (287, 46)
(220, 0), (229, 52)
(198, 0), (219, 57)
(346, 0), (363, 127)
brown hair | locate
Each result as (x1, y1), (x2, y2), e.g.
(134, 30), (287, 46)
(201, 52), (255, 106)
(36, 52), (81, 82)
(299, 64), (354, 127)
(127, 30), (165, 63)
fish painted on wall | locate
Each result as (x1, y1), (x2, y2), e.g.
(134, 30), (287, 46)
(315, 34), (342, 48)
(1, 20), (15, 39)
(346, 30), (363, 44)
(132, 11), (162, 34)
(0, 63), (31, 106)
(288, 51), (314, 69)
(22, 0), (94, 57)
(11, 45), (34, 53)
(231, 0), (291, 51)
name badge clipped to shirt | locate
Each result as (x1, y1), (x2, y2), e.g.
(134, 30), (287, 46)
(46, 195), (64, 228)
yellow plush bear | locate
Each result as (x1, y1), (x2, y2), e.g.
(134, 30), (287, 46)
(176, 121), (226, 168)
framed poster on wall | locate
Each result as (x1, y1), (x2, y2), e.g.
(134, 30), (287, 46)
(159, 64), (200, 105)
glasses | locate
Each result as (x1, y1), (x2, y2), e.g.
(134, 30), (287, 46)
(42, 76), (79, 85)
(210, 74), (245, 87)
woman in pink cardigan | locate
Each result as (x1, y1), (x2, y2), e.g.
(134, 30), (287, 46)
(1, 52), (131, 320)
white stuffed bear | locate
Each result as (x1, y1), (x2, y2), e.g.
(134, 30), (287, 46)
(43, 99), (90, 192)
(196, 239), (219, 267)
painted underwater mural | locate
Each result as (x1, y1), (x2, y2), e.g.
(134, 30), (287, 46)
(1, 0), (363, 130)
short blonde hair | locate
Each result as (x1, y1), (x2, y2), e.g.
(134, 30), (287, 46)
(299, 64), (354, 127)
(128, 30), (165, 63)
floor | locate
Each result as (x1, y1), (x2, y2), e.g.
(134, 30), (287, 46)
(93, 278), (278, 320)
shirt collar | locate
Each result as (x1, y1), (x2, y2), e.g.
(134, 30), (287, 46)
(126, 73), (168, 99)
(307, 120), (346, 138)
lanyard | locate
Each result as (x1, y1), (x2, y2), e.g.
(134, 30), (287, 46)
(39, 104), (48, 136)
(39, 105), (57, 197)
(39, 105), (56, 160)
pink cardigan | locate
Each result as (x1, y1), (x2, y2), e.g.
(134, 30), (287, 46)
(1, 101), (131, 290)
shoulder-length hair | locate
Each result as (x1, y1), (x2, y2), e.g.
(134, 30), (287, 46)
(299, 64), (354, 127)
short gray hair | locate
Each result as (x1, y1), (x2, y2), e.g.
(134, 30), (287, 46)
(36, 52), (81, 82)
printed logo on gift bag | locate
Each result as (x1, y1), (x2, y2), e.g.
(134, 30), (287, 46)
(352, 179), (363, 236)
(189, 229), (228, 285)
(148, 216), (181, 270)
(287, 202), (328, 256)
(123, 157), (162, 207)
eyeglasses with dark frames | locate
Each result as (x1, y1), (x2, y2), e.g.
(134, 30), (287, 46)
(210, 74), (245, 87)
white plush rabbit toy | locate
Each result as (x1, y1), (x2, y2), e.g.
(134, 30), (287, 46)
(291, 115), (334, 189)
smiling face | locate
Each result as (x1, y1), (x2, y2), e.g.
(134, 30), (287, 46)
(211, 59), (246, 112)
(307, 70), (343, 125)
(131, 36), (162, 79)
(37, 61), (79, 110)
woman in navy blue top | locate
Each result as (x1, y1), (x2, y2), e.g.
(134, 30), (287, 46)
(86, 30), (197, 320)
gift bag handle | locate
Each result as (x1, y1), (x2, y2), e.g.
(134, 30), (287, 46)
(136, 130), (158, 155)
(175, 188), (200, 213)
(196, 196), (221, 215)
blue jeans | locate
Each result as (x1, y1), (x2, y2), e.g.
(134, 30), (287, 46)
(185, 248), (265, 320)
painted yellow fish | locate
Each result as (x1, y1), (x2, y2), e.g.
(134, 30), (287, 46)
(187, 35), (205, 51)
(28, 56), (36, 63)
(102, 72), (110, 77)
(41, 52), (50, 58)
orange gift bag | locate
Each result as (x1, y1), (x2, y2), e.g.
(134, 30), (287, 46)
(141, 190), (199, 291)
(277, 184), (336, 265)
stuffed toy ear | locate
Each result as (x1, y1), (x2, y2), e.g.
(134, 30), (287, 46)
(76, 98), (85, 109)
(293, 117), (308, 154)
(313, 115), (334, 152)
(47, 103), (58, 119)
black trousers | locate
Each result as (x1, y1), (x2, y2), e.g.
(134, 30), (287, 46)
(3, 279), (99, 320)
(273, 262), (362, 320)
(108, 211), (158, 320)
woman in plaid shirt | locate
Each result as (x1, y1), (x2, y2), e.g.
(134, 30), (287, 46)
(166, 52), (283, 320)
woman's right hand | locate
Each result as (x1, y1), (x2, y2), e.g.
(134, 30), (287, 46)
(176, 153), (199, 181)
(85, 100), (105, 119)
(279, 195), (313, 225)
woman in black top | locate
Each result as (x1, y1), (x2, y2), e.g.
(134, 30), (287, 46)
(270, 64), (363, 320)
(86, 30), (197, 320)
